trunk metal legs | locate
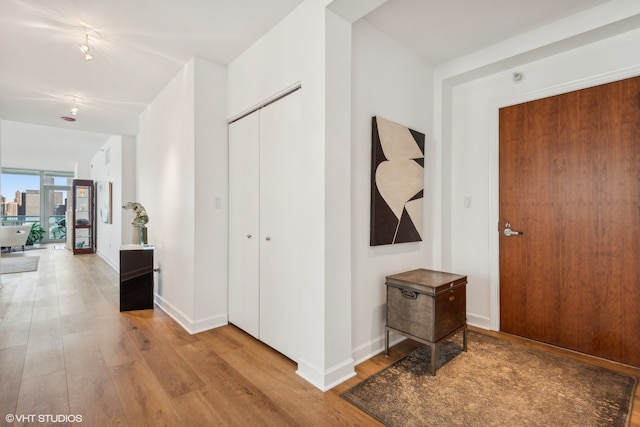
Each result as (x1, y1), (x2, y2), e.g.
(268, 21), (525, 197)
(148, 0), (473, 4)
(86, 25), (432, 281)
(384, 324), (467, 376)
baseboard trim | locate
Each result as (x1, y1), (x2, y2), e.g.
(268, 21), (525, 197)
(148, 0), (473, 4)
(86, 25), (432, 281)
(296, 357), (356, 392)
(154, 294), (227, 334)
(467, 313), (491, 330)
(95, 250), (118, 271)
(190, 314), (228, 334)
(351, 332), (407, 366)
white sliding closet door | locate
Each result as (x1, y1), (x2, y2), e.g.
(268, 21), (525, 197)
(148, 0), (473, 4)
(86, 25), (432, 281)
(228, 110), (260, 339)
(228, 89), (302, 362)
(259, 90), (302, 362)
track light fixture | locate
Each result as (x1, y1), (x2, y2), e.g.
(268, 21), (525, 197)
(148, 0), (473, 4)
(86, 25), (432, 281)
(73, 26), (101, 61)
(70, 98), (79, 115)
(79, 33), (93, 61)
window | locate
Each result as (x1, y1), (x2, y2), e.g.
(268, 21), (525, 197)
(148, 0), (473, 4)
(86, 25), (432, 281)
(1, 168), (74, 242)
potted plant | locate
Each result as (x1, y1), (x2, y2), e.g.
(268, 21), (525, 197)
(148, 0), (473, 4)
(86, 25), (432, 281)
(27, 222), (45, 245)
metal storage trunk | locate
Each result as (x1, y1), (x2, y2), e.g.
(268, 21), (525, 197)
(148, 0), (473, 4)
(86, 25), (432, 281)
(386, 269), (466, 343)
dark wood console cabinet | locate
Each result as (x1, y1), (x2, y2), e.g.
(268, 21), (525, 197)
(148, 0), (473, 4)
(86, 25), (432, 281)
(120, 245), (154, 311)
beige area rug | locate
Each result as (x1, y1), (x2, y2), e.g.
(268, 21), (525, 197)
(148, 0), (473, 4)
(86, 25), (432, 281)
(0, 254), (40, 274)
(342, 331), (636, 427)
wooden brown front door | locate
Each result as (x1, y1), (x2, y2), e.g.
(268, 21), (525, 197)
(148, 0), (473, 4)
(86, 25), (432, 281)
(499, 75), (640, 367)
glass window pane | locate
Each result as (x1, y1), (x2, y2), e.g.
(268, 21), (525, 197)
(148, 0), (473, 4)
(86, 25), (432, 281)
(2, 169), (73, 242)
(1, 172), (41, 225)
(44, 174), (73, 186)
(46, 188), (68, 240)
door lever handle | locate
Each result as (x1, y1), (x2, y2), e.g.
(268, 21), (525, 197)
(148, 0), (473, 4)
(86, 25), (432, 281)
(504, 222), (523, 237)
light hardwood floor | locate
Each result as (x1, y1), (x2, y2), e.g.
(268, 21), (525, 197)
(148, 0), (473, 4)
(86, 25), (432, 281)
(0, 246), (638, 426)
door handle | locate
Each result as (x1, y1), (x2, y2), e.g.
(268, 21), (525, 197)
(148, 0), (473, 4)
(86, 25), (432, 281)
(503, 222), (523, 237)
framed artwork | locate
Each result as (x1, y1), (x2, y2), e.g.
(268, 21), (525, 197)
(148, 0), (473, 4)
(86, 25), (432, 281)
(370, 116), (425, 246)
(98, 181), (112, 224)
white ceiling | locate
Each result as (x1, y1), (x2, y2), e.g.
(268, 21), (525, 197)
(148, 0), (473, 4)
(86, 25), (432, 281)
(363, 0), (610, 65)
(0, 0), (304, 136)
(0, 0), (614, 170)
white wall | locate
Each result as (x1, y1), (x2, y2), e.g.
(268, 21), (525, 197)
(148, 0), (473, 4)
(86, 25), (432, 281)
(350, 19), (434, 363)
(139, 59), (195, 325)
(137, 57), (228, 333)
(446, 26), (640, 329)
(120, 135), (136, 245)
(74, 163), (91, 180)
(194, 59), (228, 326)
(90, 135), (135, 269)
(324, 6), (354, 388)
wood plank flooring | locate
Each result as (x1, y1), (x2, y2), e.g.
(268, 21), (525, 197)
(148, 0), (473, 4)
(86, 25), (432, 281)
(0, 245), (638, 426)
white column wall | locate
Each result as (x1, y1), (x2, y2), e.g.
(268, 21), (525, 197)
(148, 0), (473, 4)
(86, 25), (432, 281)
(120, 135), (136, 246)
(138, 61), (196, 327)
(137, 57), (227, 333)
(323, 7), (354, 388)
(350, 19), (434, 363)
(194, 58), (228, 328)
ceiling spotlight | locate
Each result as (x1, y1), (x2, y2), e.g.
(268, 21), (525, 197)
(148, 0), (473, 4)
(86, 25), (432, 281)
(73, 26), (101, 60)
(70, 98), (79, 115)
(79, 33), (93, 61)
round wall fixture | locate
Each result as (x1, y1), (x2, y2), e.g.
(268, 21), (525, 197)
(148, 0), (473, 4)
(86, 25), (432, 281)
(61, 116), (76, 122)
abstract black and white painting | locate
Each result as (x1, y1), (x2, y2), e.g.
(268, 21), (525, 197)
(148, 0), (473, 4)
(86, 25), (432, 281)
(370, 116), (425, 246)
